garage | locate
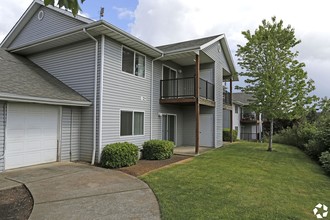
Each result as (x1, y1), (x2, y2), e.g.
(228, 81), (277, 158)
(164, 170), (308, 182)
(5, 103), (59, 169)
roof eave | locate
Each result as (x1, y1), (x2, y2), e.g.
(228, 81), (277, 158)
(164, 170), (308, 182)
(0, 93), (92, 107)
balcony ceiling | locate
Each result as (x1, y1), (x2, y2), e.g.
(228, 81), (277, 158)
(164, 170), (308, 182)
(160, 51), (213, 66)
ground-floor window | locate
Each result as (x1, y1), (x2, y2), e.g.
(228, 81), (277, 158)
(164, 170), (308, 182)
(120, 110), (144, 136)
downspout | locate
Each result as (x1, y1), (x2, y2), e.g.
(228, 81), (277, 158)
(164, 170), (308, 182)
(98, 35), (105, 163)
(83, 28), (98, 165)
(0, 103), (7, 161)
(150, 54), (164, 139)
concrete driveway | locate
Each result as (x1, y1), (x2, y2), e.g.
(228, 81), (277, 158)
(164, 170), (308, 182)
(0, 162), (160, 220)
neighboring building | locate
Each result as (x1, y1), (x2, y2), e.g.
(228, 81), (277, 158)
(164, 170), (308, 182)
(223, 93), (262, 141)
(0, 0), (237, 171)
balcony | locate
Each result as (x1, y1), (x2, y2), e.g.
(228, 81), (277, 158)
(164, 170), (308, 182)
(241, 113), (258, 123)
(223, 92), (232, 110)
(160, 77), (215, 107)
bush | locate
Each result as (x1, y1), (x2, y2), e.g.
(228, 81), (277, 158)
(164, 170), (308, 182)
(223, 128), (238, 142)
(305, 139), (329, 160)
(320, 151), (330, 175)
(142, 140), (174, 160)
(100, 142), (139, 168)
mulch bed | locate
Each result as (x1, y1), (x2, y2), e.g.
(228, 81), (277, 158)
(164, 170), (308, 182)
(118, 155), (192, 177)
(0, 185), (33, 220)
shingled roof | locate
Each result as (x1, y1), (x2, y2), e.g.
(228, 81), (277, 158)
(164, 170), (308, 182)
(0, 48), (90, 106)
(232, 93), (254, 106)
(156, 35), (222, 53)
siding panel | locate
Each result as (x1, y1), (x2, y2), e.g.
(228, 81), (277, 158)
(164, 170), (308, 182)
(203, 42), (228, 147)
(10, 7), (85, 49)
(152, 61), (184, 146)
(102, 37), (151, 149)
(61, 107), (81, 161)
(0, 102), (5, 172)
(28, 40), (95, 162)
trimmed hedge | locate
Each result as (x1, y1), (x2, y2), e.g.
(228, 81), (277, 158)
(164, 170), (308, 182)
(142, 140), (174, 160)
(100, 142), (139, 168)
(223, 128), (238, 142)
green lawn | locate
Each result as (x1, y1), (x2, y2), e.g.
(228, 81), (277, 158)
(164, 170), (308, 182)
(141, 142), (330, 220)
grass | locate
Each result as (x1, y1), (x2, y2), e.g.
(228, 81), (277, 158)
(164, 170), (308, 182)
(141, 142), (330, 220)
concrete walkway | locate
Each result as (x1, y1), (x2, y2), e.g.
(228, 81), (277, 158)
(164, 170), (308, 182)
(0, 162), (160, 220)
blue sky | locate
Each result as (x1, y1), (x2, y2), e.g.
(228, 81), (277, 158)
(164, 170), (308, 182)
(81, 0), (137, 32)
(0, 0), (329, 98)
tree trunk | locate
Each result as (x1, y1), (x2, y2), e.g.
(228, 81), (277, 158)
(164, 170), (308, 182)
(268, 118), (273, 151)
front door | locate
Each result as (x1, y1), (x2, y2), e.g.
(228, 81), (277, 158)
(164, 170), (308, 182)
(200, 114), (214, 147)
(162, 114), (176, 144)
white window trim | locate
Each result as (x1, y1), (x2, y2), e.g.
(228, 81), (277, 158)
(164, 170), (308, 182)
(161, 64), (177, 80)
(121, 46), (147, 79)
(119, 109), (145, 137)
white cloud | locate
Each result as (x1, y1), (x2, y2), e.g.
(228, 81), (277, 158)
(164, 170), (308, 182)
(131, 0), (330, 98)
(113, 6), (134, 20)
(0, 0), (32, 42)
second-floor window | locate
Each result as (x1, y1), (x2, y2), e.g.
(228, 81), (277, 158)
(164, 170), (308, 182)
(122, 47), (145, 78)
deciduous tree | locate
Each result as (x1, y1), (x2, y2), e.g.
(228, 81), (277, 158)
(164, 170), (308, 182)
(44, 0), (85, 17)
(236, 17), (317, 151)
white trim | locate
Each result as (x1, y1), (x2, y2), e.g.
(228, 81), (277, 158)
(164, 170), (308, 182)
(160, 113), (177, 145)
(83, 28), (98, 165)
(150, 55), (164, 140)
(0, 93), (91, 106)
(3, 103), (8, 170)
(119, 109), (145, 137)
(121, 45), (147, 79)
(98, 35), (105, 163)
(200, 35), (224, 50)
(57, 106), (62, 161)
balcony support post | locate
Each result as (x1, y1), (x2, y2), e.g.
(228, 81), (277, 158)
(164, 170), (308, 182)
(195, 54), (200, 155)
(230, 77), (233, 143)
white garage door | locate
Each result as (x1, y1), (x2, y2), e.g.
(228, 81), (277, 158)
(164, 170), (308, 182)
(5, 103), (59, 169)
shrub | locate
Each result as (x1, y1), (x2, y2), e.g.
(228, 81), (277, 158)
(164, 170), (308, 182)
(320, 151), (330, 175)
(304, 140), (329, 160)
(142, 140), (174, 160)
(223, 128), (238, 142)
(100, 142), (139, 168)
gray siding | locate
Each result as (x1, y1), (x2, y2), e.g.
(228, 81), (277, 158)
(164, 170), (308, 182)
(28, 40), (96, 162)
(0, 102), (5, 172)
(152, 60), (184, 146)
(203, 42), (227, 147)
(101, 37), (151, 149)
(61, 107), (81, 161)
(10, 7), (85, 49)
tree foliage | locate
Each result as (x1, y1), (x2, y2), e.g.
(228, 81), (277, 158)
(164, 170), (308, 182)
(44, 0), (85, 17)
(236, 17), (317, 151)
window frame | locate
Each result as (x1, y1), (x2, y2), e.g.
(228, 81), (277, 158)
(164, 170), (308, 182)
(121, 46), (146, 78)
(120, 109), (145, 137)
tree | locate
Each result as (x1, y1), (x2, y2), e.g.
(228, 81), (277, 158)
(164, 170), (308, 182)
(44, 0), (85, 17)
(236, 17), (317, 151)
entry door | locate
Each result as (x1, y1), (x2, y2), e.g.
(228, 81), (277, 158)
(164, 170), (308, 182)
(200, 114), (214, 147)
(162, 114), (176, 144)
(163, 66), (177, 98)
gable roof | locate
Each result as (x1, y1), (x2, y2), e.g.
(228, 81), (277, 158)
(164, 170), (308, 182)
(232, 93), (254, 106)
(1, 0), (92, 49)
(0, 48), (91, 106)
(156, 35), (222, 53)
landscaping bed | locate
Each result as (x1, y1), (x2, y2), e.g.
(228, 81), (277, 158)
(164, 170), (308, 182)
(118, 155), (191, 177)
(0, 185), (33, 220)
